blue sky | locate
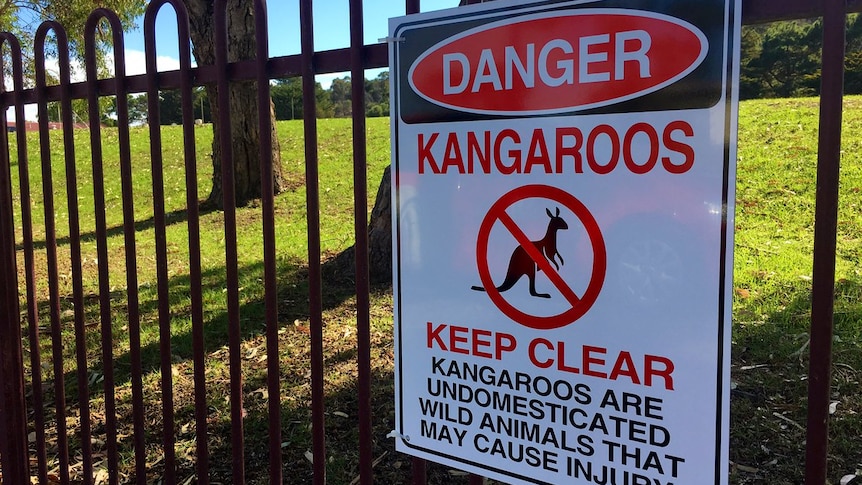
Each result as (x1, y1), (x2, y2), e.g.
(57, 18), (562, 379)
(121, 0), (460, 88)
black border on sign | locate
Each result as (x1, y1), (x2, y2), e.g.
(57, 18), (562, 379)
(390, 1), (738, 484)
(714, 0), (738, 483)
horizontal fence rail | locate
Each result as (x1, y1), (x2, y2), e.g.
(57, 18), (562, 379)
(0, 0), (857, 106)
(0, 0), (857, 484)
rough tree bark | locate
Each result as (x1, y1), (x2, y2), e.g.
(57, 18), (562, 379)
(329, 1), (486, 282)
(323, 166), (392, 284)
(185, 0), (284, 208)
(329, 1), (489, 282)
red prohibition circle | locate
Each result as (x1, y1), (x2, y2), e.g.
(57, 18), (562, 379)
(476, 184), (606, 330)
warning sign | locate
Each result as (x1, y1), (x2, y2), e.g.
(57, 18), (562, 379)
(389, 1), (739, 484)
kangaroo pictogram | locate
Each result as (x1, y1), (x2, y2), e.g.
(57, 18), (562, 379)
(472, 207), (568, 298)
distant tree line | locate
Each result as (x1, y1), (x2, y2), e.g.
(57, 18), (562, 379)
(741, 14), (862, 99)
(145, 70), (389, 125)
(44, 70), (389, 125)
(268, 71), (390, 120)
(80, 70), (389, 125)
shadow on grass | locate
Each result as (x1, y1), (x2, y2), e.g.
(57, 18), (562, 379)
(30, 249), (433, 483)
(15, 204), (218, 253)
(209, 367), (479, 485)
(31, 257), (862, 483)
(728, 278), (862, 484)
(41, 253), (362, 384)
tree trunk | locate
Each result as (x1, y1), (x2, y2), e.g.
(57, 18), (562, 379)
(184, 0), (284, 208)
(329, 1), (485, 282)
(323, 165), (392, 285)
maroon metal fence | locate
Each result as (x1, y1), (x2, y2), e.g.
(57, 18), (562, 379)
(0, 0), (855, 484)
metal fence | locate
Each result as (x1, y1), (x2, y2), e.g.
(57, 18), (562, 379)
(0, 0), (855, 483)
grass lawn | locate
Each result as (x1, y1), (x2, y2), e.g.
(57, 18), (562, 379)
(730, 97), (862, 484)
(6, 97), (862, 484)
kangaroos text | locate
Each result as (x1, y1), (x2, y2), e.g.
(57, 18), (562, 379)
(417, 120), (694, 176)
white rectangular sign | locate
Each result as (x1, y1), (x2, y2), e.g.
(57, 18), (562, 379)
(389, 1), (740, 483)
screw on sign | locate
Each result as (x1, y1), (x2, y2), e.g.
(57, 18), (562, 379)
(472, 184), (606, 329)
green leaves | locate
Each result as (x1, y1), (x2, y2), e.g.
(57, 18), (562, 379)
(741, 14), (862, 99)
(1, 0), (146, 83)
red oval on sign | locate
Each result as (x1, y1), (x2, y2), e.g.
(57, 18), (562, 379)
(408, 9), (708, 115)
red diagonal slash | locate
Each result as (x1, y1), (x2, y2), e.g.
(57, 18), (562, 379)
(496, 210), (581, 306)
(475, 184), (606, 330)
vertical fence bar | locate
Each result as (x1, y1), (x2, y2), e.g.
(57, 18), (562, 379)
(37, 30), (94, 485)
(411, 456), (426, 485)
(34, 23), (72, 485)
(299, 0), (326, 483)
(349, 0), (373, 483)
(182, 9), (212, 484)
(213, 0), (246, 482)
(406, 3), (423, 481)
(59, 44), (95, 485)
(2, 32), (48, 485)
(0, 40), (30, 485)
(83, 12), (126, 484)
(252, 0), (284, 482)
(144, 2), (212, 482)
(214, 1), (246, 483)
(139, 4), (181, 481)
(805, 0), (845, 483)
(107, 17), (149, 480)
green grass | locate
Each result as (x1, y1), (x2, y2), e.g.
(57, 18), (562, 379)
(10, 117), (395, 483)
(6, 98), (862, 484)
(730, 97), (862, 483)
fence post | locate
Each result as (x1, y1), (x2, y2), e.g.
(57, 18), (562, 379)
(805, 0), (845, 483)
(0, 102), (30, 483)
